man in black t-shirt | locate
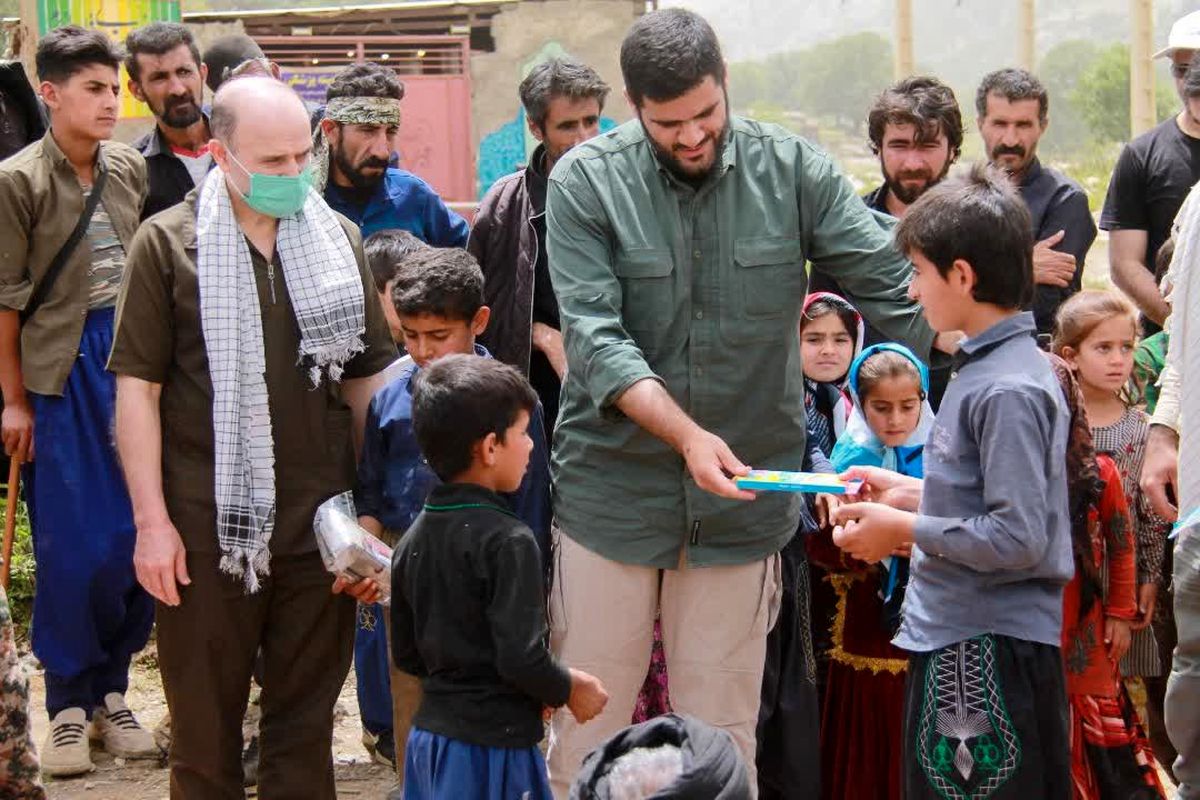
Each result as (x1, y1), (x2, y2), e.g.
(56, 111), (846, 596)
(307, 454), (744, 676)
(1103, 13), (1200, 334)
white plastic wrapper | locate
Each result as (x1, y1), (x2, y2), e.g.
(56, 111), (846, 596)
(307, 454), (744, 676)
(313, 491), (393, 605)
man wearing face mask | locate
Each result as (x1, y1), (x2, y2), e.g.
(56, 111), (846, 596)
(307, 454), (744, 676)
(126, 23), (213, 220)
(108, 76), (396, 797)
(976, 68), (1095, 336)
(315, 63), (467, 246)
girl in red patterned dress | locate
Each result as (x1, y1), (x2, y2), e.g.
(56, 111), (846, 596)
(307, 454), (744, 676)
(1053, 295), (1167, 799)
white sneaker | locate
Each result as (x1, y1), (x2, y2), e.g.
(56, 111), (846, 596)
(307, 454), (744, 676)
(89, 693), (160, 759)
(41, 707), (94, 777)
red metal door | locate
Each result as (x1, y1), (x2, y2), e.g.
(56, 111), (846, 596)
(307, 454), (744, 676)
(260, 35), (474, 203)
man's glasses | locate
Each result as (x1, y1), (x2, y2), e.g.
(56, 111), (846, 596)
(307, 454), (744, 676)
(1172, 62), (1192, 80)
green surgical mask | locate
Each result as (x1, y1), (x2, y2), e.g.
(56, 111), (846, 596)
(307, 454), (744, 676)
(227, 150), (314, 218)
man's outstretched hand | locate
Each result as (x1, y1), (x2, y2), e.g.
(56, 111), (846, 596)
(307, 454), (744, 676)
(680, 429), (754, 501)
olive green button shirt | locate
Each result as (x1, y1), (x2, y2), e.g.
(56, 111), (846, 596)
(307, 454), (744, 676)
(106, 190), (397, 555)
(546, 116), (934, 568)
(0, 132), (147, 396)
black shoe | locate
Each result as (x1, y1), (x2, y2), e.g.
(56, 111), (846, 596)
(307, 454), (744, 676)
(372, 729), (397, 770)
(242, 735), (260, 787)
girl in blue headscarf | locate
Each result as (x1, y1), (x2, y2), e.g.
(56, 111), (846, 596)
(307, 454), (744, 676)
(819, 343), (933, 800)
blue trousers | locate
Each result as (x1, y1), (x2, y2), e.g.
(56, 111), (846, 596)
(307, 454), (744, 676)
(24, 307), (153, 716)
(403, 727), (552, 800)
(355, 601), (393, 736)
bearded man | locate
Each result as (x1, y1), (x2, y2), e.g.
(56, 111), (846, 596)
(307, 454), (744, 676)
(315, 63), (467, 246)
(810, 75), (962, 348)
(126, 22), (213, 220)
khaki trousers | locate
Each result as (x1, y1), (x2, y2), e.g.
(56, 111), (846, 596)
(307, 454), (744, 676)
(546, 529), (780, 799)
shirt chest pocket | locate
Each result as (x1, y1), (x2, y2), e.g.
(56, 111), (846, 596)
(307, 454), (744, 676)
(734, 237), (804, 317)
(722, 236), (804, 344)
(615, 249), (674, 336)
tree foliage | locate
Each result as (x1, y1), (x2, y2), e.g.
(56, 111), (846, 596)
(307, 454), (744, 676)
(729, 32), (892, 132)
(1068, 43), (1178, 144)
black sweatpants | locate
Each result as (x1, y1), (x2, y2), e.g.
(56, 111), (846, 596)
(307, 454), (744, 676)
(904, 634), (1070, 800)
(756, 536), (821, 799)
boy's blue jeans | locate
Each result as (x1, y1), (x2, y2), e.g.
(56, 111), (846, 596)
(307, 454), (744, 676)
(355, 602), (393, 737)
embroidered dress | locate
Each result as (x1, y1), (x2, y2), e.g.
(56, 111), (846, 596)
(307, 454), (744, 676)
(1064, 455), (1166, 799)
(815, 343), (933, 800)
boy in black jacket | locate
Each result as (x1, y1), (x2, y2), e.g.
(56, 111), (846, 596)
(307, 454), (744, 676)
(393, 354), (607, 799)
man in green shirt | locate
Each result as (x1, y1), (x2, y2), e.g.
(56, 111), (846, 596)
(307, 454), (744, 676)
(544, 9), (954, 795)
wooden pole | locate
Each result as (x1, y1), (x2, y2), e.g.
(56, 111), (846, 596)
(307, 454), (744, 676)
(2, 458), (21, 592)
(1018, 0), (1036, 70)
(894, 0), (914, 80)
(1130, 0), (1157, 137)
(15, 0), (38, 77)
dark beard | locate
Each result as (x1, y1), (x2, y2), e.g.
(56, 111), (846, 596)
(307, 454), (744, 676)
(158, 96), (202, 130)
(882, 158), (952, 205)
(333, 140), (388, 190)
(638, 100), (731, 186)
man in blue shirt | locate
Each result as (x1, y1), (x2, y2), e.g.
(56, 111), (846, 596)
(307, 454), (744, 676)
(353, 247), (551, 789)
(314, 63), (468, 246)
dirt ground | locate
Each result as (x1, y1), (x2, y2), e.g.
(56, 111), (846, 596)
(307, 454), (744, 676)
(26, 648), (396, 800)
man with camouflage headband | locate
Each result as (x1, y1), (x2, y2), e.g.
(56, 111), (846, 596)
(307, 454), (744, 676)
(315, 63), (467, 246)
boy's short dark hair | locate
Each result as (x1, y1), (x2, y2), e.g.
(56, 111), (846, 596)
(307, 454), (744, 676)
(412, 354), (538, 481)
(620, 8), (725, 106)
(894, 161), (1034, 309)
(390, 247), (484, 322)
(364, 229), (429, 293)
(37, 26), (124, 85)
(124, 22), (201, 82)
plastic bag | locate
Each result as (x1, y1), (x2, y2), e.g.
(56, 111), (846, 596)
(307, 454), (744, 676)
(313, 491), (393, 605)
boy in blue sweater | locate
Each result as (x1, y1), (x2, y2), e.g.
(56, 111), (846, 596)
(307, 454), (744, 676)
(833, 163), (1073, 799)
(344, 246), (553, 781)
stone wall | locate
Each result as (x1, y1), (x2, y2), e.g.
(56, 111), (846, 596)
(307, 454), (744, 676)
(471, 0), (641, 194)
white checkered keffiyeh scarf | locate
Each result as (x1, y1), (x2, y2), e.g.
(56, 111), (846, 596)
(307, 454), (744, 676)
(197, 168), (366, 592)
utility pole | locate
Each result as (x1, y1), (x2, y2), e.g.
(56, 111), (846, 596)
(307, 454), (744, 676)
(1018, 0), (1036, 69)
(1130, 0), (1156, 137)
(894, 0), (914, 79)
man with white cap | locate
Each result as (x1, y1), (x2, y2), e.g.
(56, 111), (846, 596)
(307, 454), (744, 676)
(1102, 9), (1200, 336)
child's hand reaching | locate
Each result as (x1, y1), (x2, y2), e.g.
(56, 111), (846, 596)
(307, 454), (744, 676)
(567, 668), (609, 723)
(332, 575), (383, 605)
(832, 501), (916, 564)
(1104, 616), (1132, 663)
(815, 493), (841, 528)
